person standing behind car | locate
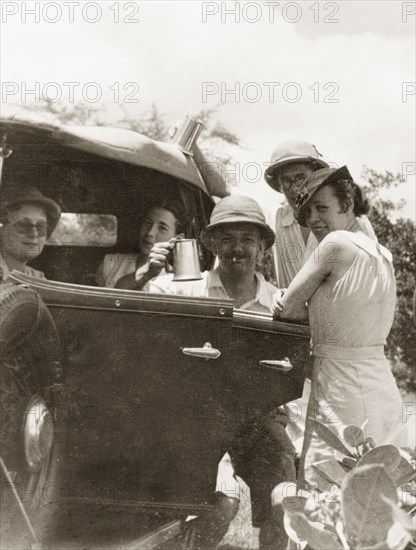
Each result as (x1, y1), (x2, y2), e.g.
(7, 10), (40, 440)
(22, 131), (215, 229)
(272, 166), (408, 486)
(95, 198), (185, 290)
(0, 187), (61, 282)
(264, 140), (378, 454)
(264, 140), (377, 288)
(148, 195), (296, 550)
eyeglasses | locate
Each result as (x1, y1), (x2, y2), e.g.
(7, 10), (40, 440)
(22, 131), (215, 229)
(280, 173), (309, 191)
(10, 221), (48, 237)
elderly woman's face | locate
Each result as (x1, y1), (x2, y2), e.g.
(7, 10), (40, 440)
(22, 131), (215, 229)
(302, 185), (350, 242)
(1, 203), (48, 262)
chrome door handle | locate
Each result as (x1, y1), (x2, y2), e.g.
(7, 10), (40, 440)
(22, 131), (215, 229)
(181, 342), (221, 360)
(259, 357), (293, 372)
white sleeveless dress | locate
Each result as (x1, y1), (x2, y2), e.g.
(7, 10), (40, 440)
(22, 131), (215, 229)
(305, 231), (408, 482)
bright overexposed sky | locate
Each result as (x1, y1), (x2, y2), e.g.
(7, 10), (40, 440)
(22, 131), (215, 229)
(1, 0), (415, 219)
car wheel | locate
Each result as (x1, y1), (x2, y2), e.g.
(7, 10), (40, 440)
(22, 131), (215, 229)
(0, 283), (64, 548)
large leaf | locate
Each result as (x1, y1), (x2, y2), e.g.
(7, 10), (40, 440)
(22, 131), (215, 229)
(341, 464), (398, 548)
(357, 445), (401, 473)
(312, 457), (348, 487)
(285, 512), (344, 549)
(309, 418), (354, 457)
(341, 425), (366, 448)
(388, 456), (416, 486)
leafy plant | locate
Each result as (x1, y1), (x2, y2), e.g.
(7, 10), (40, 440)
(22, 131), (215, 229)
(282, 420), (416, 549)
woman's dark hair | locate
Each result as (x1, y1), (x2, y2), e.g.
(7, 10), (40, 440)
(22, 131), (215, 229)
(144, 198), (187, 234)
(326, 179), (370, 217)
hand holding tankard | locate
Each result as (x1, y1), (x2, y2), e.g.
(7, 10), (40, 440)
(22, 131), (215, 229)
(143, 236), (202, 282)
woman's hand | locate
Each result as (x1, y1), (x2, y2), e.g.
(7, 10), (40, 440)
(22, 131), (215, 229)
(140, 234), (184, 280)
(272, 289), (286, 318)
(145, 240), (175, 279)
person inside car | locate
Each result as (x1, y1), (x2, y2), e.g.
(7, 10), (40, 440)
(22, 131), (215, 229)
(95, 198), (186, 290)
(0, 187), (61, 282)
(148, 195), (296, 550)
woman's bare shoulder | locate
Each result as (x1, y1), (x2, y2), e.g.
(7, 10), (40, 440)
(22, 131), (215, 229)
(318, 231), (358, 266)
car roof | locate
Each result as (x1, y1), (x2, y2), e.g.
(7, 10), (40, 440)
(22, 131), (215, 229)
(0, 115), (211, 195)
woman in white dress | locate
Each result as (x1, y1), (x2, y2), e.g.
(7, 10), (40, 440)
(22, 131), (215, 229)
(272, 166), (408, 485)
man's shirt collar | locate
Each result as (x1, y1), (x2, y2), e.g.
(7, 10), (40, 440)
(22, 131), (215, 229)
(208, 267), (272, 310)
(280, 204), (296, 227)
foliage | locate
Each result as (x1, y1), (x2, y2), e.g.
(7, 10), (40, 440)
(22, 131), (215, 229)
(18, 98), (104, 126)
(361, 168), (416, 392)
(114, 103), (170, 140)
(50, 214), (116, 247)
(282, 420), (416, 550)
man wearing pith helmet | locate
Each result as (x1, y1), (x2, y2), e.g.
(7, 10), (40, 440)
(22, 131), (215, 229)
(0, 187), (61, 282)
(264, 140), (330, 288)
(151, 195), (276, 307)
(149, 195), (296, 549)
(264, 139), (377, 288)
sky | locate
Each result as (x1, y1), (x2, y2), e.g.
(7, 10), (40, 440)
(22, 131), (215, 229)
(1, 0), (415, 219)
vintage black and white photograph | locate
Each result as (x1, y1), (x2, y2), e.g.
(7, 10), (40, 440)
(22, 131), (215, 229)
(1, 1), (415, 549)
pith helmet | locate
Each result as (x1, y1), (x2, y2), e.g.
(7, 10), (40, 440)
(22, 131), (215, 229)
(200, 195), (275, 249)
(265, 140), (328, 192)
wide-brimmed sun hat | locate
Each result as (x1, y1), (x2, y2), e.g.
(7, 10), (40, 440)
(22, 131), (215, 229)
(264, 140), (328, 192)
(200, 195), (275, 250)
(1, 187), (61, 235)
(296, 165), (353, 227)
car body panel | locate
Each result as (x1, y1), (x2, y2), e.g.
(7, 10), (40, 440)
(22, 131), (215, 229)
(0, 117), (208, 193)
(9, 272), (309, 515)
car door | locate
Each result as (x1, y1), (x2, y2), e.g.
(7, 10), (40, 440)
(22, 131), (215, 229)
(10, 273), (309, 519)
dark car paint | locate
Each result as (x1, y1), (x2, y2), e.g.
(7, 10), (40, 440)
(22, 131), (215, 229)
(1, 118), (310, 544)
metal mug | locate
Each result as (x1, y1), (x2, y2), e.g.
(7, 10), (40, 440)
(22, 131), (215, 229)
(173, 238), (203, 281)
(170, 116), (204, 155)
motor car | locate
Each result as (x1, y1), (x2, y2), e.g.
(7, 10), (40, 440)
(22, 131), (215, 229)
(0, 116), (309, 549)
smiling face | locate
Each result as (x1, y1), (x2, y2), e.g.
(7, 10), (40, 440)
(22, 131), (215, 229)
(138, 207), (178, 256)
(212, 223), (265, 276)
(302, 184), (352, 242)
(278, 162), (315, 209)
(1, 203), (49, 263)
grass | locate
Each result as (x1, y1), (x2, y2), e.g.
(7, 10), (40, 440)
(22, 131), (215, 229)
(219, 478), (259, 550)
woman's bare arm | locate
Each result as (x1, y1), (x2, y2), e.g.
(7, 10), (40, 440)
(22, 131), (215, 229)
(273, 232), (351, 320)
